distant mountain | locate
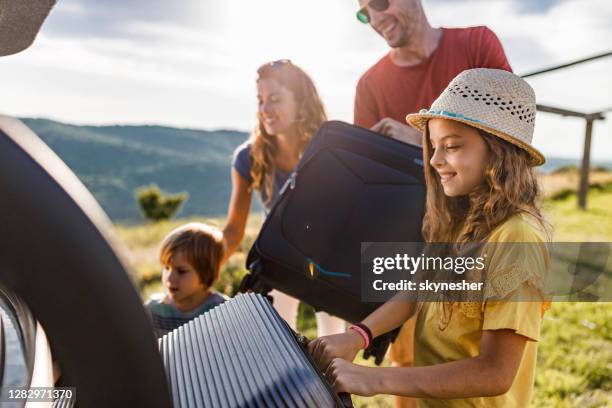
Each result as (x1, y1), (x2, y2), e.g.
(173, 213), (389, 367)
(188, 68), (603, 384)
(22, 118), (256, 223)
(19, 118), (611, 223)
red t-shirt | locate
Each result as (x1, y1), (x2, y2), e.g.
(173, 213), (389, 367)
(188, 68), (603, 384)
(354, 26), (512, 128)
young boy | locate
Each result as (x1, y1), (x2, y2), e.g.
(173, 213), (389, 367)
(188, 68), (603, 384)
(145, 222), (227, 337)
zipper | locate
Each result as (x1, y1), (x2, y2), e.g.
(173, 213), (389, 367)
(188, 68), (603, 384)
(279, 171), (298, 195)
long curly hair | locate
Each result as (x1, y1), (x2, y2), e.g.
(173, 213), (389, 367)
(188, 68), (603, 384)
(421, 124), (548, 244)
(250, 61), (327, 205)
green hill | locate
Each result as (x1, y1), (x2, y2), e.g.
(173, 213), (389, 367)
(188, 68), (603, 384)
(22, 117), (610, 224)
(21, 118), (256, 222)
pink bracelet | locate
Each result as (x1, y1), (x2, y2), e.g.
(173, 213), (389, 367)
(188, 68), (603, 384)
(349, 324), (370, 349)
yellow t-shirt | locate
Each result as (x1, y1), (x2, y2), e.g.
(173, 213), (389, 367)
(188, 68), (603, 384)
(414, 213), (550, 407)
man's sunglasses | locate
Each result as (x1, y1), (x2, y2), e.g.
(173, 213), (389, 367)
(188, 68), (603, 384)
(356, 0), (390, 24)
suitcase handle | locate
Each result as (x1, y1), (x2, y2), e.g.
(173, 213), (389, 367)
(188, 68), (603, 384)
(363, 327), (401, 365)
(338, 392), (354, 408)
(240, 259), (273, 296)
(290, 325), (355, 408)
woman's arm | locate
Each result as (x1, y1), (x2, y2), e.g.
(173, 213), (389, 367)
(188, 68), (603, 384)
(309, 293), (418, 370)
(221, 168), (252, 263)
(328, 328), (527, 398)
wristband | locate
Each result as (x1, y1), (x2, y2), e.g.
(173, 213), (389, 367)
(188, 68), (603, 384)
(349, 323), (372, 349)
(354, 323), (373, 348)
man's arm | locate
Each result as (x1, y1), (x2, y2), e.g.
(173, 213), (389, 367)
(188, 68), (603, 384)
(354, 66), (421, 145)
(371, 118), (422, 145)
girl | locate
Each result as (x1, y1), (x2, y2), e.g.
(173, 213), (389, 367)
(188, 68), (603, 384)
(308, 68), (550, 407)
(222, 59), (345, 336)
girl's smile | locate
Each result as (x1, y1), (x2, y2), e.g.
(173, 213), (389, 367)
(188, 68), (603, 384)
(438, 171), (457, 183)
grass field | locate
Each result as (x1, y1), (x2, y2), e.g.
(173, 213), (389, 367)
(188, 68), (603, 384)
(115, 174), (611, 407)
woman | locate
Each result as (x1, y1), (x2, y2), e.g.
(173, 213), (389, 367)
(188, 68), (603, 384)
(222, 59), (344, 336)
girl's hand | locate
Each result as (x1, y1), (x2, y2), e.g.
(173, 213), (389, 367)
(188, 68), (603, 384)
(308, 331), (364, 372)
(326, 358), (376, 397)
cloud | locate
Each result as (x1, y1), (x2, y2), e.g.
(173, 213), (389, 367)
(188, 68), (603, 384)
(3, 0), (611, 159)
(425, 0), (565, 15)
(41, 0), (223, 39)
(509, 0), (564, 14)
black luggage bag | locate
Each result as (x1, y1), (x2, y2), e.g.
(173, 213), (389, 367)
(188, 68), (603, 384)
(241, 121), (425, 362)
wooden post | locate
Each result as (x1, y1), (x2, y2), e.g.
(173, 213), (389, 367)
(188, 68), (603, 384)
(535, 104), (604, 210)
(578, 118), (594, 210)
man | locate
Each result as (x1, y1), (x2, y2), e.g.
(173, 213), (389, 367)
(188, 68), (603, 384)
(355, 0), (511, 144)
(353, 1), (511, 407)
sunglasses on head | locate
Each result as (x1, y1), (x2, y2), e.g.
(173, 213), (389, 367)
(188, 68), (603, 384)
(269, 59), (292, 68)
(356, 0), (390, 24)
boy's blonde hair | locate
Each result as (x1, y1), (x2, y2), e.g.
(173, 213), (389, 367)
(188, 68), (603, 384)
(159, 223), (224, 287)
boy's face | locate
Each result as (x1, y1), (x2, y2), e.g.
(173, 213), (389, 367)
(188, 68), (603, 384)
(162, 251), (207, 304)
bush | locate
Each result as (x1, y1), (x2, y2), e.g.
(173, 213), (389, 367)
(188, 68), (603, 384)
(550, 188), (576, 201)
(551, 165), (579, 175)
(592, 165), (611, 173)
(551, 164), (611, 175)
(136, 184), (188, 222)
(548, 182), (612, 201)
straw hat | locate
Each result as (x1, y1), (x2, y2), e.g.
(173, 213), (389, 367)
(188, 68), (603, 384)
(406, 68), (545, 166)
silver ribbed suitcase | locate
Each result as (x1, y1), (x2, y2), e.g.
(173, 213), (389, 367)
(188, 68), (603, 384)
(158, 293), (352, 408)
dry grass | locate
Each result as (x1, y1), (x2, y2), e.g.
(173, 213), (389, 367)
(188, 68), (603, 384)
(539, 169), (612, 198)
(112, 170), (611, 407)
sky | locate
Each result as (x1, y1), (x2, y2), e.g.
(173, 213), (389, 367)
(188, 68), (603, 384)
(1, 0), (611, 160)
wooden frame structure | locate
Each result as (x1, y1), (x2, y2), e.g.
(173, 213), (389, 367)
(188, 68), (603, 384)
(536, 104), (606, 209)
(521, 52), (611, 209)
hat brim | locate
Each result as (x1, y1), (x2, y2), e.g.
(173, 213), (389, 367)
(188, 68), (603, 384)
(406, 111), (545, 167)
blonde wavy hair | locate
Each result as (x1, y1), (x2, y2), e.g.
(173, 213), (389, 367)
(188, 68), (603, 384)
(421, 125), (548, 244)
(250, 61), (327, 204)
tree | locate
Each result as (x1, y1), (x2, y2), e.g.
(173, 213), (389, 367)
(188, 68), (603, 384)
(136, 184), (188, 222)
